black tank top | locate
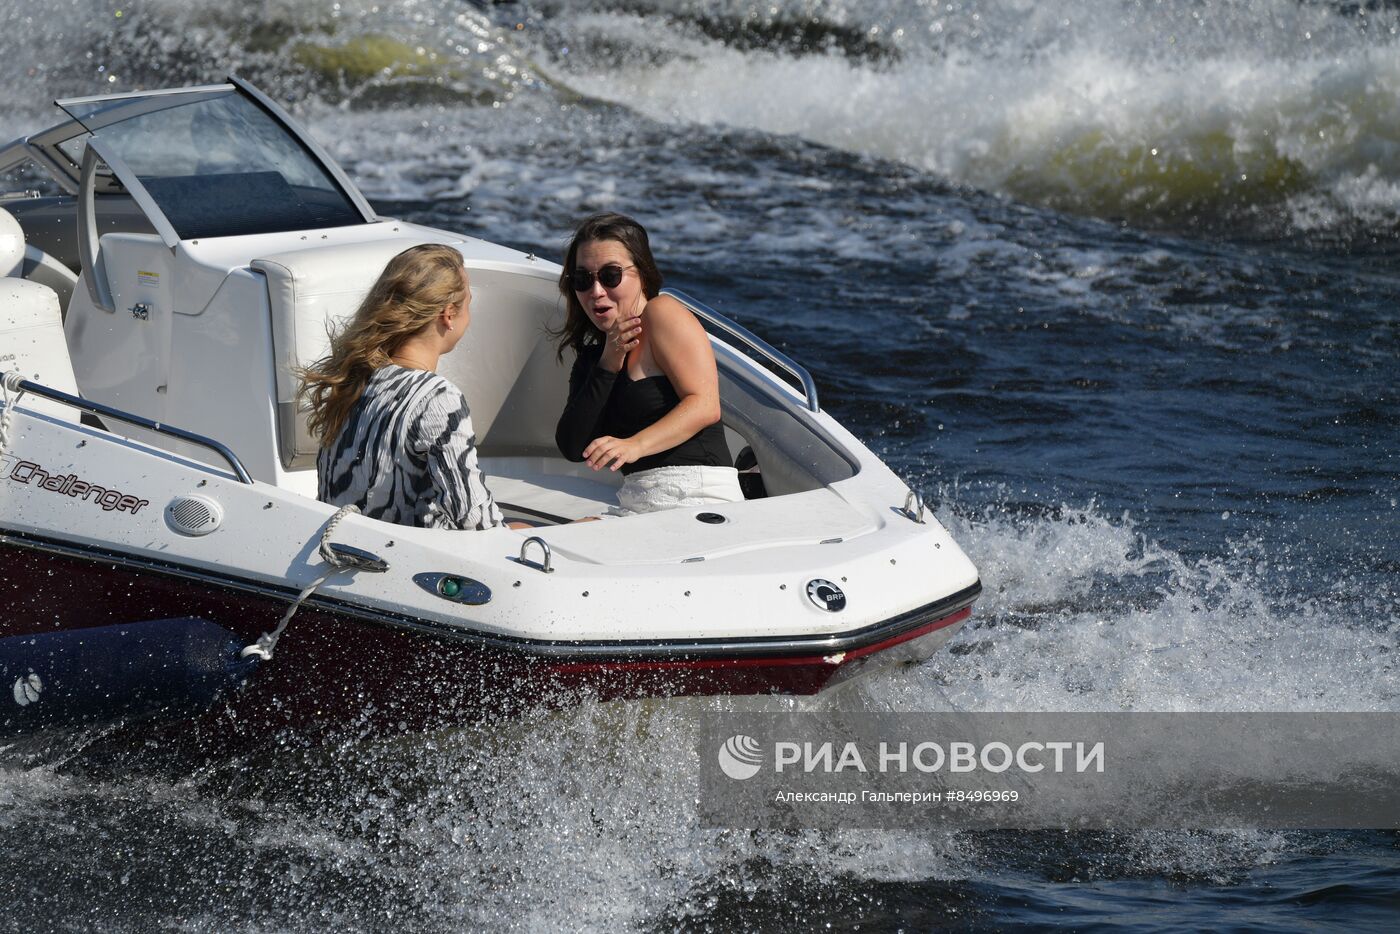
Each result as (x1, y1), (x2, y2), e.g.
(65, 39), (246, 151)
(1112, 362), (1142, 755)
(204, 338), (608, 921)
(555, 343), (732, 475)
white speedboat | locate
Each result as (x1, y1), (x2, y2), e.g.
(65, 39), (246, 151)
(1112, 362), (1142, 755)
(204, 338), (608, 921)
(0, 78), (980, 734)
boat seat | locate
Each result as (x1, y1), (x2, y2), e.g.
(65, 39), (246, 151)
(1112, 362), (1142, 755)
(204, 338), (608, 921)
(0, 206), (23, 276)
(252, 234), (467, 471)
(254, 234), (565, 476)
(479, 457), (622, 523)
(0, 208), (80, 421)
(0, 204), (78, 311)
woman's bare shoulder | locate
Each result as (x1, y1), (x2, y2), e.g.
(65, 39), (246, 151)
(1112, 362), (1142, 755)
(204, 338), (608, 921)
(643, 294), (704, 336)
(644, 293), (714, 378)
(643, 292), (690, 318)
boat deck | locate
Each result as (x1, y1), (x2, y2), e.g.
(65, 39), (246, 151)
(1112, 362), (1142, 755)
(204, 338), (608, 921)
(482, 457), (621, 523)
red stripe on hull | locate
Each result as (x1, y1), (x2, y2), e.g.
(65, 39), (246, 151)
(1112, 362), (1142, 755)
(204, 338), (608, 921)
(545, 607), (972, 695)
(0, 541), (971, 734)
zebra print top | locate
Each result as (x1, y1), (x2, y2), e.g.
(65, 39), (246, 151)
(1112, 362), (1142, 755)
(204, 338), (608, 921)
(317, 364), (504, 531)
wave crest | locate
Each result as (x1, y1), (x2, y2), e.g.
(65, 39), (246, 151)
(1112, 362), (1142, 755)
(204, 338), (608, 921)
(3, 0), (1397, 235)
(545, 4), (1400, 234)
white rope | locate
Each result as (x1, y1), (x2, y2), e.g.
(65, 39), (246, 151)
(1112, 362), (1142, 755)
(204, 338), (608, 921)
(1, 369), (364, 667)
(314, 502), (362, 567)
(0, 370), (27, 453)
(241, 504), (362, 662)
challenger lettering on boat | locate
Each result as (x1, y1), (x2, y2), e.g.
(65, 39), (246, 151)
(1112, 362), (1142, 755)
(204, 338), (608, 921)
(0, 453), (150, 514)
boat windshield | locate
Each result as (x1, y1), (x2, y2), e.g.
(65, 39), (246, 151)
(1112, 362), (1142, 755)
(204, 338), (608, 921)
(58, 88), (365, 240)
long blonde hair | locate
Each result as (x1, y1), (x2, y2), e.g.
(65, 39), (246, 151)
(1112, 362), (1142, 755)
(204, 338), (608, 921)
(300, 243), (467, 445)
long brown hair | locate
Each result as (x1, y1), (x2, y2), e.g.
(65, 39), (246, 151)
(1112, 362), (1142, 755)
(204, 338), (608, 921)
(553, 212), (663, 361)
(299, 243), (467, 445)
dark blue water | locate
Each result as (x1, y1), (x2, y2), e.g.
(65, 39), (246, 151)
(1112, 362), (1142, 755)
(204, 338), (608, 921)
(2, 0), (1398, 929)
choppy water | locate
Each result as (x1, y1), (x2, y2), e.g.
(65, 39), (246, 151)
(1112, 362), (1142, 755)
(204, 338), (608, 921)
(1, 0), (1398, 929)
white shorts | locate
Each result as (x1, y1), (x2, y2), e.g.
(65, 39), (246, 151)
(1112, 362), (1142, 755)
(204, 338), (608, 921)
(606, 465), (745, 517)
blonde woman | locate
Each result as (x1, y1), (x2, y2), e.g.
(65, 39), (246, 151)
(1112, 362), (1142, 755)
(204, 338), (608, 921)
(301, 243), (510, 530)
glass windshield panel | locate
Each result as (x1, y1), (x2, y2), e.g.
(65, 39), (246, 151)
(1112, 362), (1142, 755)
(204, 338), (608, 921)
(82, 91), (364, 239)
(56, 136), (86, 168)
(52, 135), (125, 195)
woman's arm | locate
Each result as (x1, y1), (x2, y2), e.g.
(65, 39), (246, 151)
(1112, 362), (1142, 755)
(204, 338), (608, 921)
(555, 346), (619, 461)
(582, 295), (722, 472)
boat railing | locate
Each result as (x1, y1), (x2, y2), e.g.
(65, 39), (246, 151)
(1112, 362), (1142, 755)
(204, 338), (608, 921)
(660, 287), (820, 413)
(8, 377), (254, 483)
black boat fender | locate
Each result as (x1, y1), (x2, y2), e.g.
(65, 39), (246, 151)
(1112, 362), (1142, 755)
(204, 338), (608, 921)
(0, 617), (259, 733)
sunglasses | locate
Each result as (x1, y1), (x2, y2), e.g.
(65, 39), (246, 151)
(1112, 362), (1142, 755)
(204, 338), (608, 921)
(569, 263), (635, 292)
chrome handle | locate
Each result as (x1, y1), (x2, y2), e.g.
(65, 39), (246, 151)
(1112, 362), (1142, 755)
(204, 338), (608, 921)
(518, 536), (554, 573)
(12, 377), (253, 483)
(902, 489), (926, 524)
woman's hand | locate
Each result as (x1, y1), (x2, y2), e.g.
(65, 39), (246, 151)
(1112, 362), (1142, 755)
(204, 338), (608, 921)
(582, 434), (644, 472)
(599, 312), (643, 372)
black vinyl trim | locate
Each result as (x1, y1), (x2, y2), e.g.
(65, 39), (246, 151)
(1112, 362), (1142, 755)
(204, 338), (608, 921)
(496, 501), (573, 525)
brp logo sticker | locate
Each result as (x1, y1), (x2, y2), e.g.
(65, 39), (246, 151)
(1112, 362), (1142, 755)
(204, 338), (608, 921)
(806, 579), (847, 612)
(718, 734), (763, 780)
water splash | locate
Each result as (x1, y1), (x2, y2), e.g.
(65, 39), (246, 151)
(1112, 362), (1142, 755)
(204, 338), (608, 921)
(3, 0), (1397, 234)
(856, 497), (1400, 713)
(0, 0), (547, 121)
(542, 1), (1400, 233)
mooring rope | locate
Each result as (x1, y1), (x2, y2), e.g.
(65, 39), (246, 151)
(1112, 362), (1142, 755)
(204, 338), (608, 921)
(240, 503), (362, 662)
(2, 369), (367, 669)
(2, 372), (369, 669)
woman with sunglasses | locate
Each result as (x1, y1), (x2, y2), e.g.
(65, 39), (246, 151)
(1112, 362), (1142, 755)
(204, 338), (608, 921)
(302, 243), (523, 531)
(554, 212), (743, 515)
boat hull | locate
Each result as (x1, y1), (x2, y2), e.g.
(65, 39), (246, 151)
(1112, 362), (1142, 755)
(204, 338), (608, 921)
(0, 534), (973, 736)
